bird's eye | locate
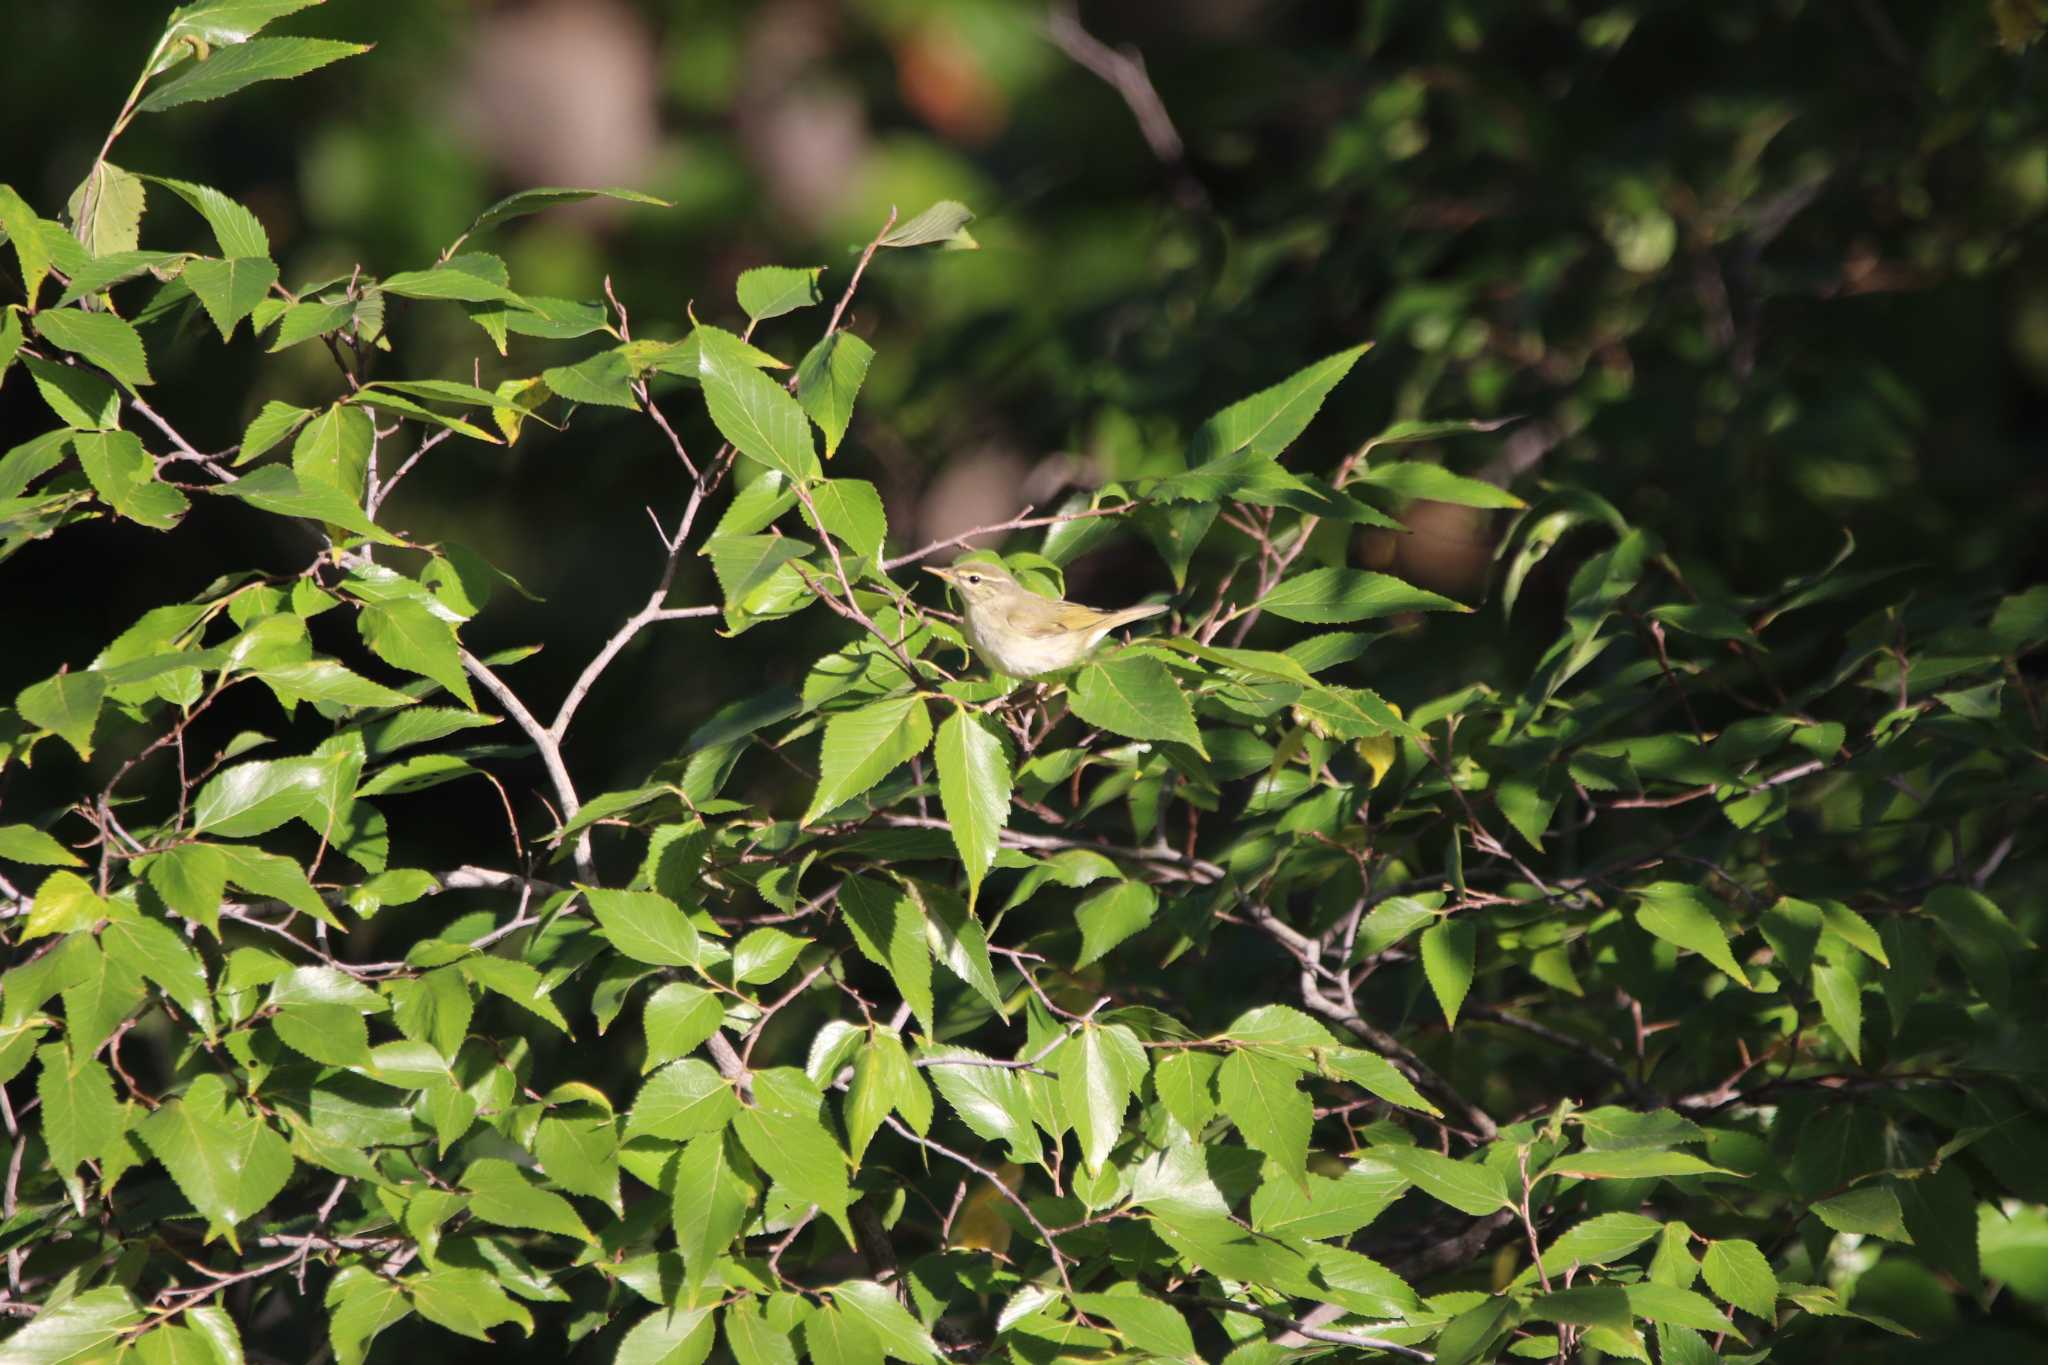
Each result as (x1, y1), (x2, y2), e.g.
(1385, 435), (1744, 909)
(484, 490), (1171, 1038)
(965, 574), (981, 584)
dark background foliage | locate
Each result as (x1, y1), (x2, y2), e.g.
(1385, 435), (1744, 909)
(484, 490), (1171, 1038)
(5, 2), (2048, 1362)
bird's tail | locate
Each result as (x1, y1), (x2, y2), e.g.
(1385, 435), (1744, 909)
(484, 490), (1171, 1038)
(1101, 603), (1171, 629)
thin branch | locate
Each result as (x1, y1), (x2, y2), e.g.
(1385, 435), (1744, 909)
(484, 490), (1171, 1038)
(460, 649), (596, 881)
(881, 503), (1132, 572)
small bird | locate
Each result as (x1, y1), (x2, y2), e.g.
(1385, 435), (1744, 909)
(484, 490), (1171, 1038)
(925, 559), (1170, 677)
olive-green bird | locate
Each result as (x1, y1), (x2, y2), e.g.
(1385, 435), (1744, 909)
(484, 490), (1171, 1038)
(925, 559), (1170, 677)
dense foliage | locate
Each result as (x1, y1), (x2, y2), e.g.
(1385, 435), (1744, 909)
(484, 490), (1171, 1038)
(3, 3), (2047, 1363)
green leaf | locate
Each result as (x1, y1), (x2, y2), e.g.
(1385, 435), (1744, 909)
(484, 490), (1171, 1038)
(840, 876), (935, 1035)
(214, 842), (339, 925)
(796, 330), (873, 457)
(73, 429), (189, 529)
(922, 1046), (1041, 1164)
(0, 823), (82, 867)
(1056, 1023), (1147, 1174)
(1925, 884), (2027, 1012)
(256, 659), (418, 710)
(1188, 343), (1370, 465)
(1623, 1283), (1739, 1335)
(1813, 1185), (1913, 1242)
(1257, 567), (1467, 623)
(191, 746), (359, 839)
(697, 324), (820, 480)
(212, 465), (403, 544)
(32, 309), (152, 387)
(101, 914), (215, 1036)
(935, 710), (1009, 908)
(805, 1304), (881, 1365)
(805, 478), (887, 561)
(1522, 1212), (1665, 1283)
(1069, 653), (1205, 754)
(737, 265), (824, 320)
(673, 1129), (756, 1291)
(238, 399), (311, 464)
(733, 926), (807, 984)
(732, 1078), (854, 1237)
(463, 185), (669, 238)
(22, 353), (120, 429)
(644, 982), (726, 1073)
(137, 175), (269, 257)
(138, 36), (370, 111)
(626, 1059), (738, 1142)
(878, 200), (976, 248)
(911, 881), (1004, 1009)
(326, 1266), (411, 1365)
(1219, 1048), (1312, 1187)
(1153, 1049), (1220, 1135)
(541, 347), (638, 408)
(830, 1280), (942, 1365)
(585, 886), (703, 967)
(725, 1299), (799, 1365)
(1074, 880), (1157, 968)
(358, 598), (474, 707)
(1544, 1148), (1732, 1180)
(67, 161), (146, 257)
(408, 1267), (534, 1342)
(1812, 957), (1863, 1062)
(23, 869), (104, 939)
(1700, 1238), (1776, 1319)
(461, 954), (570, 1032)
(0, 1287), (142, 1365)
(36, 1039), (123, 1177)
(267, 297), (355, 351)
(1635, 883), (1752, 989)
(1370, 1145), (1513, 1215)
(1419, 917), (1476, 1027)
(614, 1305), (714, 1365)
(535, 1111), (620, 1212)
(1349, 460), (1525, 508)
(183, 256), (277, 340)
(803, 694), (932, 824)
(163, 1), (322, 48)
(137, 1072), (294, 1245)
(0, 184), (54, 304)
(379, 265), (522, 305)
(845, 1030), (922, 1162)
(461, 1156), (593, 1241)
(17, 667), (105, 759)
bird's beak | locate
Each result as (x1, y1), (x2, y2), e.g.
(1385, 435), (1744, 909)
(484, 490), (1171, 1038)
(923, 565), (955, 582)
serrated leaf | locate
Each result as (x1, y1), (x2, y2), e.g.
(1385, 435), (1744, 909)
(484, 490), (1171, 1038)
(732, 1083), (854, 1238)
(697, 324), (818, 479)
(1635, 883), (1751, 989)
(796, 329), (873, 457)
(1055, 1023), (1146, 1174)
(804, 477), (887, 562)
(68, 161), (146, 257)
(922, 1046), (1040, 1164)
(139, 175), (269, 257)
(36, 1039), (123, 1176)
(33, 309), (152, 388)
(935, 710), (1008, 908)
(1219, 1048), (1312, 1187)
(183, 255), (277, 340)
(1350, 460), (1525, 509)
(268, 298), (355, 351)
(1069, 653), (1205, 754)
(831, 1280), (942, 1365)
(137, 1072), (294, 1246)
(73, 429), (189, 529)
(1187, 342), (1369, 465)
(464, 185), (669, 238)
(878, 200), (975, 248)
(585, 886), (703, 967)
(139, 36), (369, 111)
(1813, 1185), (1913, 1242)
(626, 1059), (738, 1142)
(1370, 1145), (1513, 1215)
(1700, 1238), (1776, 1319)
(0, 823), (82, 867)
(22, 353), (120, 429)
(17, 667), (105, 758)
(737, 265), (824, 320)
(212, 465), (403, 544)
(1074, 880), (1156, 968)
(358, 598), (473, 707)
(803, 694), (932, 823)
(673, 1130), (755, 1291)
(461, 1157), (592, 1241)
(1258, 567), (1466, 623)
(1419, 917), (1476, 1027)
(840, 876), (935, 1036)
